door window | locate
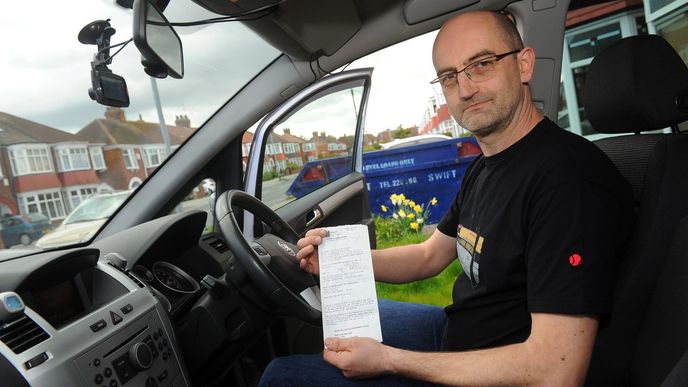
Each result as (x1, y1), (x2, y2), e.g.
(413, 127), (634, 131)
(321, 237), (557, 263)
(259, 84), (364, 209)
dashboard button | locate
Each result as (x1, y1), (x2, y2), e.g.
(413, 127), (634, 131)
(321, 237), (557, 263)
(157, 328), (163, 337)
(90, 319), (107, 332)
(104, 367), (112, 377)
(120, 304), (133, 314)
(94, 374), (104, 384)
(109, 380), (118, 387)
(24, 352), (48, 369)
(158, 370), (168, 382)
(110, 311), (123, 325)
(162, 338), (168, 347)
(146, 377), (158, 387)
(93, 358), (101, 367)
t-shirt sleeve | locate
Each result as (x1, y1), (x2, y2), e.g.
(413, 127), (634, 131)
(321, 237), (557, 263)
(437, 156), (483, 237)
(525, 178), (620, 316)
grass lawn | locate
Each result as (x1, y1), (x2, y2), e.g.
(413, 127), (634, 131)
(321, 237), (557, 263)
(375, 231), (461, 307)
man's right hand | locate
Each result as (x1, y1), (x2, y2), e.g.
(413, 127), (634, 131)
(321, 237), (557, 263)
(296, 228), (327, 275)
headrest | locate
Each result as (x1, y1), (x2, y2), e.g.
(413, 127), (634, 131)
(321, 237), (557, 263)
(584, 35), (688, 134)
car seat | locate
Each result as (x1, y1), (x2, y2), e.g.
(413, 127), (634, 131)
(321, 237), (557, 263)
(582, 34), (688, 386)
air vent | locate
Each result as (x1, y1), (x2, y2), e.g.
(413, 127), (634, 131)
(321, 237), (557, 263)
(0, 315), (50, 354)
(206, 237), (229, 254)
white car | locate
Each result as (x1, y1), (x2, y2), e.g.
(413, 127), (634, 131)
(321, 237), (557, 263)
(35, 191), (131, 249)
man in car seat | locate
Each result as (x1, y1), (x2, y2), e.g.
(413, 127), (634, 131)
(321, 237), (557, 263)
(260, 10), (633, 386)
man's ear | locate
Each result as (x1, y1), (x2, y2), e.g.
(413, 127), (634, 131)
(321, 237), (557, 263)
(518, 47), (536, 83)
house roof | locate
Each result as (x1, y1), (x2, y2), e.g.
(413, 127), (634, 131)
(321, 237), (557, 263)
(278, 131), (307, 144)
(242, 131), (254, 144)
(78, 118), (193, 146)
(0, 112), (84, 146)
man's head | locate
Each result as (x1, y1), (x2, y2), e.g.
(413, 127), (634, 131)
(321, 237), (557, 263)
(432, 11), (536, 138)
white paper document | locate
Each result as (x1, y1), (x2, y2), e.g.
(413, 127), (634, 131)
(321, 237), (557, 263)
(319, 224), (383, 342)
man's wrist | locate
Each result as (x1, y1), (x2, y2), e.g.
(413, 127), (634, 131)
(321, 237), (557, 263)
(383, 345), (404, 375)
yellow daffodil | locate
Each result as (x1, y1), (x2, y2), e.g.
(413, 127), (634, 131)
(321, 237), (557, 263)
(398, 210), (406, 218)
(417, 218), (424, 224)
(410, 222), (419, 230)
(381, 205), (387, 212)
(392, 213), (399, 219)
(398, 193), (406, 201)
(403, 199), (410, 205)
(431, 197), (438, 206)
(409, 200), (416, 207)
(407, 213), (415, 219)
(414, 205), (422, 213)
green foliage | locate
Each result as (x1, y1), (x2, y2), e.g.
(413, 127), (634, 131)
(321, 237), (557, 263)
(374, 194), (456, 307)
(363, 144), (382, 152)
(374, 231), (461, 307)
(262, 171), (276, 181)
(458, 131), (475, 138)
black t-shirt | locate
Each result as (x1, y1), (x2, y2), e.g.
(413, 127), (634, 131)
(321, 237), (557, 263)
(437, 118), (634, 351)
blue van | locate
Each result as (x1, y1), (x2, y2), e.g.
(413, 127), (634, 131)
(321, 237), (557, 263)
(0, 213), (52, 247)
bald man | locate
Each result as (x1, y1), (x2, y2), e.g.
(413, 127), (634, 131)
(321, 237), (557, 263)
(259, 11), (633, 386)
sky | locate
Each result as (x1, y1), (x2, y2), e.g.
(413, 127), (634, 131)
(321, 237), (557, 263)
(0, 1), (442, 137)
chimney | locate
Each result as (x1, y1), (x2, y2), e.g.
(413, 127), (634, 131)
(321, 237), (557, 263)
(283, 128), (291, 135)
(312, 131), (318, 139)
(175, 114), (191, 128)
(105, 107), (126, 122)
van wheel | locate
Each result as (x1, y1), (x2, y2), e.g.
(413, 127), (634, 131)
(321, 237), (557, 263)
(19, 234), (31, 246)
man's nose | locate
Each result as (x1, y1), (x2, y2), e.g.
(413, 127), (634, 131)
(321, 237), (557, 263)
(456, 72), (478, 100)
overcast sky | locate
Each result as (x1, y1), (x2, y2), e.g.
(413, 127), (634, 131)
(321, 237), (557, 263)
(0, 1), (442, 137)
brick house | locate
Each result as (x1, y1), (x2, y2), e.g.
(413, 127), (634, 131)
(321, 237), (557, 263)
(263, 132), (288, 174)
(0, 112), (105, 224)
(241, 131), (254, 170)
(77, 108), (193, 191)
(309, 131), (348, 159)
(277, 129), (307, 168)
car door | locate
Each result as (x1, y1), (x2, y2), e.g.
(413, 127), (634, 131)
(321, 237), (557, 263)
(244, 68), (375, 246)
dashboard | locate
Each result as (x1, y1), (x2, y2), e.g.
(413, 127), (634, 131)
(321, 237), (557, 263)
(0, 210), (273, 387)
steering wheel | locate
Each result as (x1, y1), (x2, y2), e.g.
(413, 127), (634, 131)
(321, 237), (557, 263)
(215, 189), (321, 324)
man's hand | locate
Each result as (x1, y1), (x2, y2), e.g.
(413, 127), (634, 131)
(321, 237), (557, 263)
(295, 228), (327, 275)
(323, 337), (393, 379)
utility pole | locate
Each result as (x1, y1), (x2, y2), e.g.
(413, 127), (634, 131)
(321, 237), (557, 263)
(150, 77), (172, 158)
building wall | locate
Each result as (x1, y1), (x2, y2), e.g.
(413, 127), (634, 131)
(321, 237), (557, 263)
(100, 148), (147, 191)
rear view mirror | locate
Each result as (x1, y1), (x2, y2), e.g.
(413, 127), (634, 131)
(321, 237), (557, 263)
(133, 0), (184, 79)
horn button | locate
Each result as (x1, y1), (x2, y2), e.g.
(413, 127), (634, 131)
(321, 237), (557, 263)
(253, 234), (316, 293)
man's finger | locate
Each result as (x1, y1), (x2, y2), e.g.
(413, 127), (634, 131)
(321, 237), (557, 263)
(324, 337), (347, 352)
(296, 244), (313, 260)
(304, 228), (328, 237)
(297, 235), (322, 249)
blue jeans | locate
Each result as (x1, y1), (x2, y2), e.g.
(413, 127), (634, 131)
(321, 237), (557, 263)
(258, 299), (447, 386)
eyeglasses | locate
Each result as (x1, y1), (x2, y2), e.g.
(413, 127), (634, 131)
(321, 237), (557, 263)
(430, 49), (521, 88)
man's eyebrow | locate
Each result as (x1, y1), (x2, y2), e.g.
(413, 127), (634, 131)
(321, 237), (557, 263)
(435, 49), (499, 76)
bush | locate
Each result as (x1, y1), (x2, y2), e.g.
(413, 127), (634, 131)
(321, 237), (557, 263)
(376, 193), (438, 243)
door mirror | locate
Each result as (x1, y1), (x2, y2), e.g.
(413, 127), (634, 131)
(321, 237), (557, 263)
(133, 0), (184, 79)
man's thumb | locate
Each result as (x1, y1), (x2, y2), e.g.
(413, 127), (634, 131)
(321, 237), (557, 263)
(324, 337), (341, 351)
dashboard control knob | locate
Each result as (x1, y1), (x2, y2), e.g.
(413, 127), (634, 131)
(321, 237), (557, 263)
(129, 342), (153, 370)
(105, 252), (128, 270)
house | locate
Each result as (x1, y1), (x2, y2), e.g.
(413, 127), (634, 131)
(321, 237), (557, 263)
(263, 132), (288, 174)
(77, 108), (193, 191)
(277, 128), (307, 168)
(310, 131), (348, 159)
(419, 95), (466, 137)
(0, 112), (105, 223)
(241, 131), (254, 170)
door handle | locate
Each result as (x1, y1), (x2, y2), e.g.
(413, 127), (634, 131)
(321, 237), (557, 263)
(305, 208), (322, 227)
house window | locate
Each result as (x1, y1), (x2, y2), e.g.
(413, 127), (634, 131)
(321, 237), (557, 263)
(122, 148), (139, 170)
(56, 146), (90, 172)
(266, 143), (283, 155)
(67, 186), (98, 209)
(18, 191), (66, 220)
(242, 143), (252, 157)
(288, 157), (303, 166)
(302, 143), (316, 152)
(9, 145), (52, 176)
(283, 143), (299, 153)
(89, 147), (106, 170)
(143, 146), (167, 168)
(328, 143), (346, 151)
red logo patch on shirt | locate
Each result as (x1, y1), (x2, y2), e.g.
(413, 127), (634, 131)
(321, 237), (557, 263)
(569, 253), (582, 267)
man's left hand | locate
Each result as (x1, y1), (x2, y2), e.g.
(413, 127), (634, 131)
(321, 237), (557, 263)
(323, 337), (393, 379)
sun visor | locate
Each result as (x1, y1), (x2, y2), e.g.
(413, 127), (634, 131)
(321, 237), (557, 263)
(403, 0), (480, 25)
(193, 0), (361, 58)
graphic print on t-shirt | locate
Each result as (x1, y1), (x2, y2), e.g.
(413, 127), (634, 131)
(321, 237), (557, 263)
(456, 225), (484, 288)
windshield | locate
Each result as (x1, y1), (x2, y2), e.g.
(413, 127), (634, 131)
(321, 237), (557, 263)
(0, 1), (279, 253)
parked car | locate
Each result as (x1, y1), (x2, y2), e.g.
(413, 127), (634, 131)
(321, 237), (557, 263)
(0, 213), (51, 247)
(35, 191), (130, 249)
